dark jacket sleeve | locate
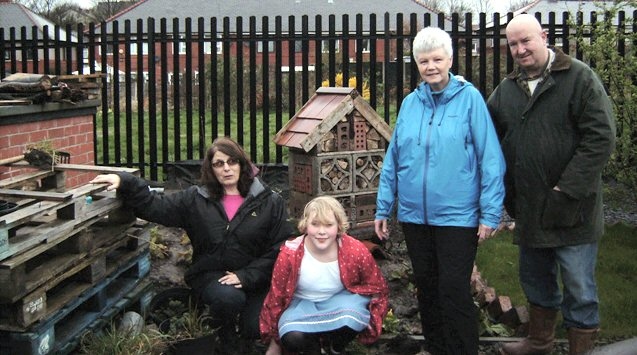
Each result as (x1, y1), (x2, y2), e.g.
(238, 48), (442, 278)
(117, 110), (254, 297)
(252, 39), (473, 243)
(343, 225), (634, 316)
(556, 66), (616, 200)
(115, 172), (193, 227)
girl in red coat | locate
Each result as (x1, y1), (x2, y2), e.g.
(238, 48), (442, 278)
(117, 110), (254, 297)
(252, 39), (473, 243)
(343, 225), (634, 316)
(260, 196), (389, 355)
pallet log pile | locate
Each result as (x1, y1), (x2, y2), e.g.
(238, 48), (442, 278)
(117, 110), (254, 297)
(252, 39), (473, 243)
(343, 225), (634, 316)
(0, 73), (103, 106)
(0, 165), (152, 355)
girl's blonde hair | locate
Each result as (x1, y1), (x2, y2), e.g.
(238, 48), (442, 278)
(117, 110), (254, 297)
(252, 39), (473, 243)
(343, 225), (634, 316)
(297, 196), (349, 235)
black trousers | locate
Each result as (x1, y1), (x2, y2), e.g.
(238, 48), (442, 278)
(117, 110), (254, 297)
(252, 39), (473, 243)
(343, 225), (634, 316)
(281, 326), (359, 354)
(193, 270), (267, 339)
(402, 223), (479, 355)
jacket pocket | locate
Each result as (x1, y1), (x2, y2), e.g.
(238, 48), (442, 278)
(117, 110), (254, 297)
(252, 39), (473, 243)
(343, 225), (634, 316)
(541, 189), (584, 229)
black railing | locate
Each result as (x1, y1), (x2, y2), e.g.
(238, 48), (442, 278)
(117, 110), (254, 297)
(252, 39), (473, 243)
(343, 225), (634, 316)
(2, 11), (635, 180)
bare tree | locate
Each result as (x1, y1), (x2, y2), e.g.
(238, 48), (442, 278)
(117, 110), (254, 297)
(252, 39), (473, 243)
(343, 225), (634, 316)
(424, 0), (446, 12)
(474, 0), (493, 14)
(16, 0), (61, 17)
(446, 0), (473, 15)
(47, 3), (86, 27)
(507, 0), (534, 12)
(92, 1), (136, 23)
(421, 0), (475, 15)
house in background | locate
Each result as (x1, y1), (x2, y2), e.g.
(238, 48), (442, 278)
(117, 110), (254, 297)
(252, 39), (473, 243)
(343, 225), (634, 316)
(0, 0), (78, 76)
(519, 0), (636, 46)
(95, 0), (453, 81)
(478, 0), (636, 58)
(517, 0), (636, 22)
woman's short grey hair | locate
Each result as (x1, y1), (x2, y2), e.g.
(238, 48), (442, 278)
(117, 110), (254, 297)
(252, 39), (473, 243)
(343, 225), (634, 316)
(412, 27), (453, 60)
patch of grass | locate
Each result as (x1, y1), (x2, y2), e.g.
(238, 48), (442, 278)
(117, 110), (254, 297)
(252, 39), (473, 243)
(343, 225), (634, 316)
(79, 300), (217, 354)
(476, 223), (637, 338)
(475, 231), (525, 306)
(79, 323), (170, 355)
(596, 223), (637, 337)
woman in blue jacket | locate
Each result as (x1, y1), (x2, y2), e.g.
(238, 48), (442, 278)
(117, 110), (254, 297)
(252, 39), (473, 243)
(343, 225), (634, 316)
(375, 27), (505, 355)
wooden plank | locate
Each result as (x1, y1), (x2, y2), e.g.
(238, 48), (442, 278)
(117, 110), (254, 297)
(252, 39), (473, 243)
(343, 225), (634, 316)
(353, 95), (393, 142)
(53, 163), (139, 175)
(301, 98), (355, 152)
(0, 171), (57, 189)
(1, 73), (51, 84)
(0, 99), (31, 106)
(0, 189), (73, 202)
(0, 193), (125, 262)
(315, 87), (356, 95)
(52, 73), (105, 81)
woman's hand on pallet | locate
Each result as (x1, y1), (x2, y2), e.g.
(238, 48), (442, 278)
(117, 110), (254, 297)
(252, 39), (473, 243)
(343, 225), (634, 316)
(90, 174), (121, 191)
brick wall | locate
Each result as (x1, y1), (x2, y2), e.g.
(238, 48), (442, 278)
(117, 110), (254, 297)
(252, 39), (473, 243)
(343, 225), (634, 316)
(0, 111), (95, 189)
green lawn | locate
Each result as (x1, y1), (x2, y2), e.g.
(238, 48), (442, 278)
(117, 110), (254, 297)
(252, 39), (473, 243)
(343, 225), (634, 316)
(476, 223), (637, 338)
(94, 106), (399, 178)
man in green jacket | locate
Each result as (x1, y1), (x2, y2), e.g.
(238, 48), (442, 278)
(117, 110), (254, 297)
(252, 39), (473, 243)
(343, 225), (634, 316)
(487, 14), (615, 355)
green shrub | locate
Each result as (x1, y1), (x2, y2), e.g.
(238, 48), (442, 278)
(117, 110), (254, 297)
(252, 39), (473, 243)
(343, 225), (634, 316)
(572, 1), (637, 192)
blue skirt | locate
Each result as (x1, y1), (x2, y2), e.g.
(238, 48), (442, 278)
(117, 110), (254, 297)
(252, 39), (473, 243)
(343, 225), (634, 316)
(278, 290), (371, 336)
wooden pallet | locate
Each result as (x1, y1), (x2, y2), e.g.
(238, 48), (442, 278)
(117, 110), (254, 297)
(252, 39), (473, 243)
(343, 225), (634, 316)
(0, 223), (150, 331)
(51, 74), (104, 101)
(0, 177), (136, 262)
(0, 220), (146, 302)
(0, 251), (151, 355)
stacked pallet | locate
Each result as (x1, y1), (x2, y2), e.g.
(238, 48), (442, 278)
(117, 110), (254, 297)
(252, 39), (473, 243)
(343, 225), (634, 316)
(51, 74), (103, 102)
(0, 73), (103, 106)
(0, 166), (152, 355)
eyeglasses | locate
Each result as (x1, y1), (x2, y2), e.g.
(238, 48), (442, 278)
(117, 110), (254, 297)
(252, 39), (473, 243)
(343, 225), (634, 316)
(211, 157), (240, 168)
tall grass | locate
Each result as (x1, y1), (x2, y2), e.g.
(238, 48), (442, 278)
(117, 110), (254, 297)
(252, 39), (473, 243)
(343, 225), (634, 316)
(476, 223), (637, 338)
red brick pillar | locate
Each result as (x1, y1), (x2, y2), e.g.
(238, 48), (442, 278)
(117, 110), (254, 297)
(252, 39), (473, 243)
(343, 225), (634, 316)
(0, 102), (97, 189)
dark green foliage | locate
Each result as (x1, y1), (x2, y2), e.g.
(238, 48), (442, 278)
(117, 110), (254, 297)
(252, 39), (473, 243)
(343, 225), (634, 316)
(572, 1), (637, 192)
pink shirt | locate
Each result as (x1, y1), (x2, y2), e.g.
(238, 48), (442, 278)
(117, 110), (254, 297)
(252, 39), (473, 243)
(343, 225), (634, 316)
(222, 194), (244, 220)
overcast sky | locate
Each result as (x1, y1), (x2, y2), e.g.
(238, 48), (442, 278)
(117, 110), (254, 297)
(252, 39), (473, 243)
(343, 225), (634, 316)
(67, 0), (511, 13)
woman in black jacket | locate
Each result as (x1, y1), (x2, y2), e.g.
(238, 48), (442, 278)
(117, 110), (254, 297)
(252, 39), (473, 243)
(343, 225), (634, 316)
(90, 137), (294, 341)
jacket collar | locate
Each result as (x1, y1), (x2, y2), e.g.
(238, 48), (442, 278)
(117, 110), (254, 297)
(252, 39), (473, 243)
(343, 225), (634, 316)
(416, 73), (469, 103)
(507, 46), (571, 80)
(195, 177), (266, 199)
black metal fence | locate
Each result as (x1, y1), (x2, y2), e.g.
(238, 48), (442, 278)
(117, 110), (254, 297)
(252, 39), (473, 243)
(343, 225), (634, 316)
(2, 11), (635, 180)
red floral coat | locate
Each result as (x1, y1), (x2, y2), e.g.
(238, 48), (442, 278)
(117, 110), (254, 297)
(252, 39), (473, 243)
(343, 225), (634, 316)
(259, 234), (389, 345)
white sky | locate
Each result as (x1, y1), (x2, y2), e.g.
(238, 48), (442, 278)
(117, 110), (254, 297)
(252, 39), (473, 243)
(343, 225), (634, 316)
(66, 0), (512, 13)
(67, 0), (95, 9)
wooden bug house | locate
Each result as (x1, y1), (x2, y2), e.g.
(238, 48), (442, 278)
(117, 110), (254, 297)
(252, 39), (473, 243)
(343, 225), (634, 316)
(274, 87), (392, 237)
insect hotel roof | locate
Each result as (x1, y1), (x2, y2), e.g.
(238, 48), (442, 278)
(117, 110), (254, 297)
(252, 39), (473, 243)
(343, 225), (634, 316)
(273, 87), (392, 152)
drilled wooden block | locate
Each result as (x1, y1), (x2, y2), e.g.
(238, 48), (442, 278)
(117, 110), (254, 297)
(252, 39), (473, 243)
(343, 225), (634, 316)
(317, 154), (352, 195)
(353, 150), (384, 193)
